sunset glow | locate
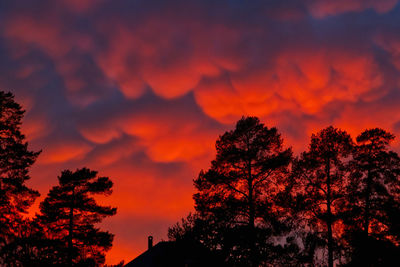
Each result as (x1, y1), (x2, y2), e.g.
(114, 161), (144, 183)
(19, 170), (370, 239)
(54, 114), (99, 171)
(2, 0), (400, 264)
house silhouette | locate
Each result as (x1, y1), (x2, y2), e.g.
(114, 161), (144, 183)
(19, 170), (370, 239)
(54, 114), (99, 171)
(124, 236), (224, 267)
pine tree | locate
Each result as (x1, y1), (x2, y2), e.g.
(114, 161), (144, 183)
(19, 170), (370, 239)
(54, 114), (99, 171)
(344, 128), (400, 265)
(0, 91), (40, 263)
(193, 116), (292, 266)
(38, 168), (117, 266)
(291, 126), (353, 267)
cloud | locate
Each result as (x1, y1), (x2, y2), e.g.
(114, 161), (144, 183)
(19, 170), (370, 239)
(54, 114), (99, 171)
(3, 8), (112, 106)
(2, 0), (400, 265)
(306, 0), (398, 18)
(93, 15), (237, 100)
(61, 0), (103, 13)
(38, 139), (93, 164)
(194, 46), (383, 122)
(375, 31), (400, 72)
(78, 94), (223, 163)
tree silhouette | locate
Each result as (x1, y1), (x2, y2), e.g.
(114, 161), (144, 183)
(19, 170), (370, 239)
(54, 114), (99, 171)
(0, 91), (40, 263)
(344, 128), (400, 265)
(168, 213), (201, 243)
(168, 121), (400, 265)
(193, 116), (292, 266)
(0, 217), (63, 266)
(37, 168), (117, 266)
(291, 126), (353, 267)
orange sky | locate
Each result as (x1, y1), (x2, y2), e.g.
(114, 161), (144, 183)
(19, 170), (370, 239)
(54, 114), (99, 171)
(2, 0), (400, 264)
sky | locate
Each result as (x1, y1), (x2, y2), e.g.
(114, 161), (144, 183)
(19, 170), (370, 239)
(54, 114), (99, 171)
(2, 0), (400, 264)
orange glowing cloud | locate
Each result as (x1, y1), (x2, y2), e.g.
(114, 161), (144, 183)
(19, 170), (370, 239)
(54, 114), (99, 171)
(334, 102), (400, 138)
(93, 16), (244, 101)
(86, 138), (142, 166)
(80, 108), (220, 164)
(94, 26), (147, 99)
(274, 48), (382, 113)
(194, 47), (383, 123)
(2, 1), (400, 265)
(76, 90), (224, 166)
(21, 116), (51, 142)
(39, 140), (93, 164)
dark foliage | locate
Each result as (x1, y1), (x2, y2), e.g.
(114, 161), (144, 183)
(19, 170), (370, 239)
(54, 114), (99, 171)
(343, 128), (400, 265)
(0, 91), (120, 266)
(0, 91), (40, 265)
(191, 116), (293, 266)
(37, 168), (117, 266)
(290, 126), (353, 267)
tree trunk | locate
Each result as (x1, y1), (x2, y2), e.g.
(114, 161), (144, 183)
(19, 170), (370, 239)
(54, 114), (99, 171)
(248, 159), (257, 267)
(364, 168), (372, 238)
(68, 188), (75, 266)
(326, 159), (334, 267)
(249, 192), (256, 267)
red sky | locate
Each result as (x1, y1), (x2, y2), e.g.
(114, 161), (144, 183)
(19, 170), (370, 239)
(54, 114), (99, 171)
(2, 0), (400, 264)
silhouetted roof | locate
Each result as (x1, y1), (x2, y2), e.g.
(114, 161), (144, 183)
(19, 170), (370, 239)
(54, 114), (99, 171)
(124, 240), (224, 267)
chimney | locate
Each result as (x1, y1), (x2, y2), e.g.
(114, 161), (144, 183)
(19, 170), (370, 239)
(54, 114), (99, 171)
(148, 235), (153, 250)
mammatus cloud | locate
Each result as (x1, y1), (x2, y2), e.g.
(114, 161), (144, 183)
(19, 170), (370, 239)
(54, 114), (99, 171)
(195, 47), (383, 122)
(77, 95), (223, 163)
(38, 139), (93, 164)
(1, 0), (400, 264)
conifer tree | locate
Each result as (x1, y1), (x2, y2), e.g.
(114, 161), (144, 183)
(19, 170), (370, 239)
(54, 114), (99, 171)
(0, 91), (40, 263)
(193, 116), (292, 266)
(345, 128), (400, 265)
(291, 126), (353, 267)
(38, 168), (117, 266)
